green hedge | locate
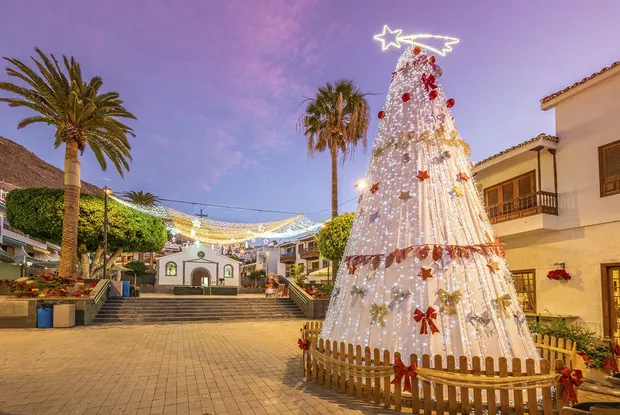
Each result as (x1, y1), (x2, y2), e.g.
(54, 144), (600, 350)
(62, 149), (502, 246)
(6, 188), (167, 252)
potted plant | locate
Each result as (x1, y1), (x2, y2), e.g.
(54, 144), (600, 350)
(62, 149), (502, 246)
(547, 269), (571, 281)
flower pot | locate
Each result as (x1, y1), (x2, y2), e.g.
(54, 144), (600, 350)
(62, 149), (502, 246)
(37, 307), (53, 328)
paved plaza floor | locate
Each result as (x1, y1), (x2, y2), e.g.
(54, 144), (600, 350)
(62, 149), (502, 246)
(0, 320), (616, 415)
(0, 320), (395, 415)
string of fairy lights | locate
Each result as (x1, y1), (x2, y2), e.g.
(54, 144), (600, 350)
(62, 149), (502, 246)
(110, 194), (325, 246)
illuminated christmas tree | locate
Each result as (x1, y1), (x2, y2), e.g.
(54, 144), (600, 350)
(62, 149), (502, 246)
(320, 28), (539, 362)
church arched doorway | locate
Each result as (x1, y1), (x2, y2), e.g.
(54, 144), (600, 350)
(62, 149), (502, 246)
(191, 267), (210, 286)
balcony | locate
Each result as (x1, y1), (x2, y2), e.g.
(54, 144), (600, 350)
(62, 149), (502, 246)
(486, 191), (558, 224)
(299, 245), (320, 260)
(280, 251), (296, 264)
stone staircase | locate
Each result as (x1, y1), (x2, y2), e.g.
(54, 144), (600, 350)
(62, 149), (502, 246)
(94, 297), (305, 324)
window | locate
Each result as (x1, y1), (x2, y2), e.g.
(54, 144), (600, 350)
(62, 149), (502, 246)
(599, 140), (620, 197)
(511, 270), (536, 313)
(484, 171), (535, 218)
(322, 259), (330, 268)
(165, 262), (177, 276)
(223, 264), (233, 278)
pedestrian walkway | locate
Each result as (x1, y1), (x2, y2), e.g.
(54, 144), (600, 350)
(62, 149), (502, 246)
(0, 320), (615, 414)
(0, 321), (396, 414)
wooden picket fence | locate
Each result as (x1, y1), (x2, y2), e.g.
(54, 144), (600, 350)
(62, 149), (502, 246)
(533, 333), (582, 371)
(301, 321), (574, 414)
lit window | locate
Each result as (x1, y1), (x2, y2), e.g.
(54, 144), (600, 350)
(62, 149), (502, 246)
(599, 140), (620, 197)
(223, 264), (233, 278)
(165, 262), (177, 276)
(511, 270), (536, 313)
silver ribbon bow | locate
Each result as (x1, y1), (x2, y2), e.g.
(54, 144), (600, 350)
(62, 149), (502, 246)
(513, 311), (526, 324)
(388, 286), (411, 311)
(350, 285), (367, 307)
(332, 287), (341, 298)
(466, 311), (494, 336)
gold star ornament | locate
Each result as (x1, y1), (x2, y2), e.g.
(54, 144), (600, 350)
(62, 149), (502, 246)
(398, 191), (411, 201)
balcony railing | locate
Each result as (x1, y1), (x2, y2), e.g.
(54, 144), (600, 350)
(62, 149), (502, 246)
(299, 245), (320, 259)
(486, 191), (558, 224)
(280, 251), (296, 263)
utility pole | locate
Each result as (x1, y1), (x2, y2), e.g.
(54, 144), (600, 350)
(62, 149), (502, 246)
(103, 187), (111, 279)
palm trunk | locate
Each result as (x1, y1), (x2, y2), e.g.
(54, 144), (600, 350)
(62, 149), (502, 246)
(58, 141), (81, 276)
(330, 146), (340, 284)
(330, 146), (338, 218)
(79, 243), (90, 278)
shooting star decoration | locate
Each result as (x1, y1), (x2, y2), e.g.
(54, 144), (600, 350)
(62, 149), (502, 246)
(374, 25), (459, 56)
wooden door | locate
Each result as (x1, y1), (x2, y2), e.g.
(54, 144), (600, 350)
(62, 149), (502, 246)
(602, 265), (620, 344)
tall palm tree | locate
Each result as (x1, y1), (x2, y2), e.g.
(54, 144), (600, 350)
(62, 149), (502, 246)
(299, 80), (370, 218)
(122, 190), (161, 207)
(0, 48), (136, 276)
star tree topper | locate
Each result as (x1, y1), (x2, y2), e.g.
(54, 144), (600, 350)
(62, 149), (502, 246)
(374, 25), (460, 56)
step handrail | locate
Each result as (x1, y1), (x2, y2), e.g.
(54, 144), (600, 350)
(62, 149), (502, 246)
(92, 279), (111, 304)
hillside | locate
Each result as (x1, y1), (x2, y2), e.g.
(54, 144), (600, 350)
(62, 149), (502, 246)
(0, 136), (101, 194)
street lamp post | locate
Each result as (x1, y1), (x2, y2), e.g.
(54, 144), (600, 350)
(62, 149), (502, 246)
(103, 187), (111, 279)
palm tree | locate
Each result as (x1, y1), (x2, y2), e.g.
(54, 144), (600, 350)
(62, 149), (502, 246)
(122, 190), (161, 207)
(0, 48), (136, 276)
(299, 80), (370, 218)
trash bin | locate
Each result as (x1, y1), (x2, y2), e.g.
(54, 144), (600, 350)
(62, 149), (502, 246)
(53, 304), (75, 328)
(37, 307), (53, 328)
(122, 281), (130, 297)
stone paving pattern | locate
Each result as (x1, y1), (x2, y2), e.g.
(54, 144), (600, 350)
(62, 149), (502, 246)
(0, 321), (396, 415)
(0, 320), (616, 415)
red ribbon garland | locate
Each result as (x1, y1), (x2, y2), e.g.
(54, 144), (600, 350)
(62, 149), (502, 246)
(391, 358), (418, 393)
(421, 74), (438, 92)
(298, 338), (309, 351)
(413, 307), (440, 335)
(559, 367), (583, 405)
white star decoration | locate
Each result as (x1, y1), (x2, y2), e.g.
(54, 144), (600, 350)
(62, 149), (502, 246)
(373, 25), (460, 56)
(374, 25), (403, 51)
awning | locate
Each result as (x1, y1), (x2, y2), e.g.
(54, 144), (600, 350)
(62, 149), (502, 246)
(14, 247), (59, 268)
(0, 247), (14, 263)
(309, 266), (332, 277)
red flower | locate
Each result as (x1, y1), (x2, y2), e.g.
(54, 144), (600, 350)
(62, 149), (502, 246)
(90, 281), (98, 287)
(547, 269), (571, 281)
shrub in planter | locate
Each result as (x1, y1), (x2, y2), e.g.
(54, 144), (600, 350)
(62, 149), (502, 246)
(528, 318), (614, 369)
(0, 274), (97, 298)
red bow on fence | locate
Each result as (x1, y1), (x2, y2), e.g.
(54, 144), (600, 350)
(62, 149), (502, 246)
(421, 74), (438, 92)
(391, 358), (417, 393)
(298, 338), (309, 351)
(559, 367), (583, 405)
(413, 307), (440, 335)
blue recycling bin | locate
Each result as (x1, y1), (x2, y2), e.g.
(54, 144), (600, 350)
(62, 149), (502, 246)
(122, 281), (130, 297)
(37, 307), (53, 328)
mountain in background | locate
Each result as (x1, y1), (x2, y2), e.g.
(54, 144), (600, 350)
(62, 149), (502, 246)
(0, 136), (101, 194)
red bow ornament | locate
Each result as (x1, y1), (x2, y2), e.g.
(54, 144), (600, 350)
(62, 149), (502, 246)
(559, 367), (583, 405)
(413, 307), (440, 335)
(298, 338), (309, 351)
(391, 358), (418, 393)
(421, 74), (438, 92)
(613, 344), (620, 356)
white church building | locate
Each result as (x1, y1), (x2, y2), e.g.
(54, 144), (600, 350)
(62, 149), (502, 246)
(156, 244), (241, 287)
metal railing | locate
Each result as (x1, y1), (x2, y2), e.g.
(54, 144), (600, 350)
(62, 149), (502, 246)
(486, 191), (558, 222)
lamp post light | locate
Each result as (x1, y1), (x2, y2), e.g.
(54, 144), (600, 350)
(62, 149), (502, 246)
(355, 179), (368, 191)
(103, 187), (112, 279)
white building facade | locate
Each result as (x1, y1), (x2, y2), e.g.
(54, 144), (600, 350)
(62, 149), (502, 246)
(279, 235), (332, 284)
(156, 244), (241, 287)
(473, 61), (620, 342)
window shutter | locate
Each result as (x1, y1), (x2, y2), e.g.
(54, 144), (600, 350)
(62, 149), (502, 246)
(605, 142), (620, 177)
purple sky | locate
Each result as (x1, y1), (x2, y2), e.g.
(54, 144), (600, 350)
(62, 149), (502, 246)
(1, 0), (619, 223)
